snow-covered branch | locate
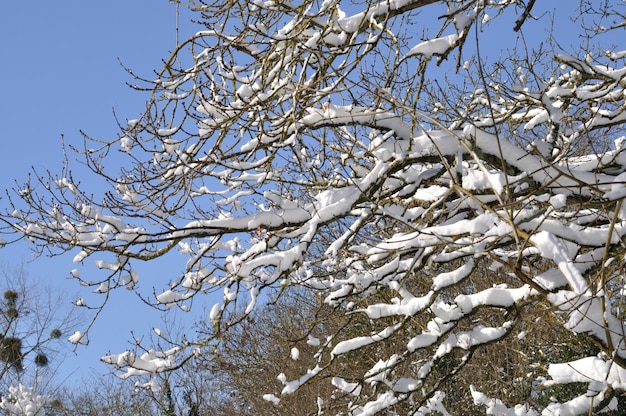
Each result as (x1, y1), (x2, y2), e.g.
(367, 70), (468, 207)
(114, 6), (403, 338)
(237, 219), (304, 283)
(4, 0), (626, 413)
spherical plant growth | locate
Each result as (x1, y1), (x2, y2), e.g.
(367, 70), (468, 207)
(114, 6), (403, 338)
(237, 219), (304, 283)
(0, 337), (22, 371)
(33, 353), (48, 368)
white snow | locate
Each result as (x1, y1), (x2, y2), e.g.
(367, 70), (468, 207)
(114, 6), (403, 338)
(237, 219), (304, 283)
(262, 394), (280, 405)
(306, 335), (320, 346)
(331, 377), (361, 396)
(0, 384), (49, 416)
(68, 331), (88, 345)
(471, 386), (538, 415)
(120, 136), (133, 153)
(405, 34), (459, 58)
(530, 231), (588, 294)
(281, 366), (322, 395)
(331, 324), (401, 357)
(101, 347), (180, 377)
(432, 260), (474, 291)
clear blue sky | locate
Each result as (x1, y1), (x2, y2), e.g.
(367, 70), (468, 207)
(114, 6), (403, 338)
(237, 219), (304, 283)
(0, 1), (198, 385)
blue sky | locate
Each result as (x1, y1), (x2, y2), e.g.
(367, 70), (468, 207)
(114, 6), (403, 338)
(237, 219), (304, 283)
(0, 1), (198, 385)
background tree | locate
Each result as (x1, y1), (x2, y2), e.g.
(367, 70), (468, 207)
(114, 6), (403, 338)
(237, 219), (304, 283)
(47, 374), (153, 416)
(186, 283), (604, 414)
(3, 0), (626, 414)
(49, 344), (219, 416)
(0, 264), (79, 415)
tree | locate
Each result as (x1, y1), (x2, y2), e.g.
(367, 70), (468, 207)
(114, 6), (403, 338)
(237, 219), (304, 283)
(3, 0), (626, 413)
(50, 334), (219, 416)
(190, 284), (603, 414)
(47, 374), (153, 416)
(0, 264), (79, 415)
(195, 288), (349, 415)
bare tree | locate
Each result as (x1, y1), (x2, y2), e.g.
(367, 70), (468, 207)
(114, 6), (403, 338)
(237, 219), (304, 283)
(51, 324), (221, 416)
(48, 374), (155, 416)
(0, 264), (79, 415)
(3, 0), (626, 413)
